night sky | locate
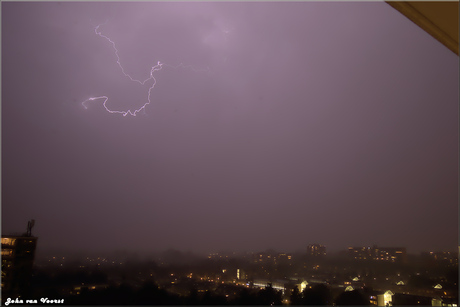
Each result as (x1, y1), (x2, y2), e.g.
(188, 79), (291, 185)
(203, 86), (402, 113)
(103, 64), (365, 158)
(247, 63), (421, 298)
(2, 2), (458, 255)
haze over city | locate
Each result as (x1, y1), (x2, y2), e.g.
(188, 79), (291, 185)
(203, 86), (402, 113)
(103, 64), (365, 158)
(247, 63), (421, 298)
(2, 2), (458, 256)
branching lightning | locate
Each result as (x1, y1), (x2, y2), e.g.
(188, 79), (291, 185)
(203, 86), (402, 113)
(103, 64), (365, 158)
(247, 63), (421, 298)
(81, 23), (210, 117)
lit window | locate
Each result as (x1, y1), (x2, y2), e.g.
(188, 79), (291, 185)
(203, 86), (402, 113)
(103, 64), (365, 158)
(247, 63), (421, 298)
(1, 249), (13, 256)
(1, 238), (16, 245)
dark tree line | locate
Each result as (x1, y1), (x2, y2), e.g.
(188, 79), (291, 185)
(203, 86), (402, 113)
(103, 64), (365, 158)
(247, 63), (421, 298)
(61, 281), (285, 305)
(290, 284), (369, 305)
(290, 284), (331, 305)
(69, 282), (366, 306)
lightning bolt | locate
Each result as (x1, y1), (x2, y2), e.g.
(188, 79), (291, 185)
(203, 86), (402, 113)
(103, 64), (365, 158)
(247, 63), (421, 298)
(81, 23), (210, 117)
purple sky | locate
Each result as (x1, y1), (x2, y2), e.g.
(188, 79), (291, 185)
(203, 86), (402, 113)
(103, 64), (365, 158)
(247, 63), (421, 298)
(2, 2), (458, 255)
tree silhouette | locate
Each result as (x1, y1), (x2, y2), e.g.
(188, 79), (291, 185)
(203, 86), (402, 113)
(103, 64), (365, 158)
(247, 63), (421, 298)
(302, 284), (331, 305)
(186, 287), (200, 305)
(201, 290), (227, 305)
(290, 286), (302, 305)
(334, 289), (369, 305)
(231, 288), (258, 305)
(256, 283), (283, 305)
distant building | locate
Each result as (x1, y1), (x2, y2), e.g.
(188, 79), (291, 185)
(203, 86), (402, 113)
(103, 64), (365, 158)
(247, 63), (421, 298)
(252, 252), (292, 265)
(348, 245), (406, 263)
(253, 279), (299, 295)
(1, 220), (38, 299)
(375, 247), (407, 263)
(367, 290), (394, 306)
(236, 268), (246, 280)
(348, 246), (373, 261)
(421, 251), (458, 267)
(253, 252), (271, 263)
(307, 244), (326, 257)
(275, 253), (293, 264)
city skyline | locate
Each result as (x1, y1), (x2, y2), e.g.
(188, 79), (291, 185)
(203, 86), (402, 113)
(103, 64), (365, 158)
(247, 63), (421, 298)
(2, 2), (458, 254)
(3, 233), (457, 306)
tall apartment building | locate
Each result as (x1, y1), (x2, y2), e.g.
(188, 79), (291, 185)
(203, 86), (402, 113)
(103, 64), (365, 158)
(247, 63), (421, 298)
(348, 245), (406, 263)
(1, 220), (38, 299)
(307, 244), (326, 257)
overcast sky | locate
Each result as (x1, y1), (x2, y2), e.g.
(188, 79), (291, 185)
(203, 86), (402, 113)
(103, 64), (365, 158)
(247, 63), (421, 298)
(2, 2), (458, 255)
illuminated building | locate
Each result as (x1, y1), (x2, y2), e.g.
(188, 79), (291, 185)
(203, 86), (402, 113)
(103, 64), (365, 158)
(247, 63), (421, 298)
(375, 247), (407, 263)
(348, 245), (406, 263)
(253, 279), (298, 295)
(252, 252), (292, 265)
(276, 253), (292, 264)
(299, 281), (308, 292)
(367, 290), (395, 306)
(236, 268), (246, 280)
(307, 244), (326, 257)
(379, 290), (394, 306)
(348, 246), (374, 260)
(253, 279), (284, 292)
(345, 286), (354, 292)
(421, 251), (458, 267)
(1, 220), (38, 299)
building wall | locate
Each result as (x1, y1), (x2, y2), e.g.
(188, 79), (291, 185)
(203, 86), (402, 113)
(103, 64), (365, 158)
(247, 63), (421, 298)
(348, 246), (406, 263)
(1, 236), (38, 299)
